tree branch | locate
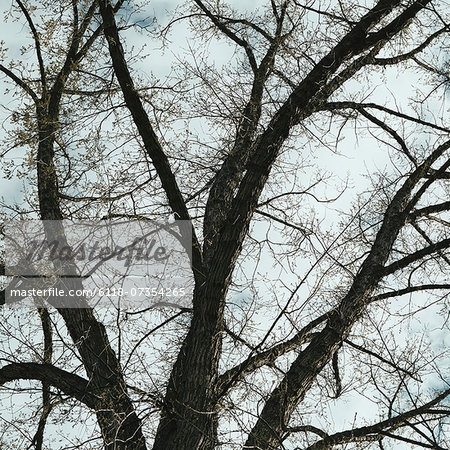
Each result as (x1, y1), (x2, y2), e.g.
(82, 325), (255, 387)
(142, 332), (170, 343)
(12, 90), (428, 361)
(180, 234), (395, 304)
(0, 64), (38, 101)
(30, 309), (54, 450)
(344, 338), (420, 380)
(382, 238), (450, 276)
(202, 1), (289, 264)
(216, 313), (328, 399)
(369, 283), (450, 302)
(353, 107), (417, 164)
(216, 15), (274, 42)
(293, 1), (356, 26)
(0, 362), (98, 409)
(97, 0), (203, 277)
(409, 201), (450, 221)
(304, 389), (450, 449)
(244, 111), (445, 448)
(192, 0), (258, 73)
(15, 0), (47, 94)
(209, 0), (428, 289)
(322, 101), (450, 133)
(372, 26), (448, 65)
(284, 424), (329, 440)
(331, 349), (342, 398)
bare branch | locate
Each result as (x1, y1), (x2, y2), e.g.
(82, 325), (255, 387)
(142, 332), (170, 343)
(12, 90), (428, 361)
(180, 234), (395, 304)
(192, 0), (258, 73)
(344, 339), (420, 380)
(409, 201), (450, 221)
(255, 209), (309, 234)
(98, 0), (203, 277)
(372, 27), (448, 65)
(331, 350), (342, 398)
(293, 1), (356, 26)
(369, 284), (450, 302)
(0, 362), (98, 409)
(15, 0), (47, 94)
(0, 64), (38, 101)
(304, 389), (450, 449)
(216, 15), (274, 42)
(322, 101), (450, 133)
(216, 313), (328, 398)
(244, 107), (446, 448)
(30, 309), (54, 450)
(285, 424), (329, 439)
(353, 107), (417, 165)
(382, 238), (450, 276)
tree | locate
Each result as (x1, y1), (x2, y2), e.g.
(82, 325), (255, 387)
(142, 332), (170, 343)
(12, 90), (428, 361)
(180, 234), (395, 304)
(0, 0), (449, 449)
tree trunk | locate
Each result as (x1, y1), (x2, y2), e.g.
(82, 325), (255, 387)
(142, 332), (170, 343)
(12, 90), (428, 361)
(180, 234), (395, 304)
(36, 106), (147, 449)
(153, 282), (226, 450)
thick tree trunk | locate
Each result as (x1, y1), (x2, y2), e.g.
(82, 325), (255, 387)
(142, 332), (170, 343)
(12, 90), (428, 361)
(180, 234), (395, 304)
(153, 281), (226, 450)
